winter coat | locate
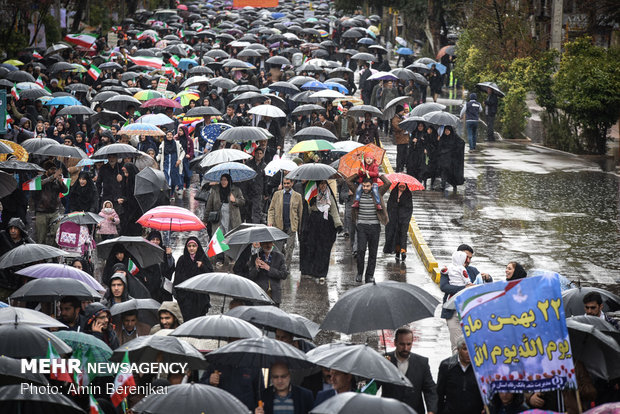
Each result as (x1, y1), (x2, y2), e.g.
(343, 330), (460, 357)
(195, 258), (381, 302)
(98, 204), (120, 235)
(248, 248), (288, 305)
(173, 237), (213, 321)
(437, 354), (483, 414)
(33, 173), (68, 213)
(334, 114), (356, 140)
(157, 139), (185, 175)
(268, 189), (303, 233)
(70, 174), (99, 213)
(204, 184), (245, 233)
(392, 114), (409, 145)
(383, 188), (413, 254)
(356, 121), (380, 146)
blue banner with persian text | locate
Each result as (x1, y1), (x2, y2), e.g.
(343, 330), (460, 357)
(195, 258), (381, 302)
(454, 275), (577, 404)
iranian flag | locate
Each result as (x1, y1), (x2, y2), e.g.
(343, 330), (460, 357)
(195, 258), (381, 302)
(127, 258), (139, 275)
(22, 176), (42, 191)
(177, 28), (185, 38)
(127, 55), (163, 69)
(33, 51), (43, 60)
(88, 64), (102, 81)
(45, 340), (73, 383)
(72, 348), (97, 387)
(110, 351), (136, 407)
(89, 394), (101, 414)
(243, 141), (257, 154)
(207, 227), (230, 257)
(10, 83), (19, 100)
(64, 33), (98, 49)
(35, 76), (44, 88)
(304, 180), (318, 201)
(59, 178), (71, 198)
(169, 55), (180, 68)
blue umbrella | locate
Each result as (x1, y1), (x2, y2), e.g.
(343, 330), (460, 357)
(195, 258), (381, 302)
(396, 47), (414, 56)
(427, 62), (447, 75)
(301, 80), (327, 91)
(357, 37), (375, 45)
(324, 82), (349, 94)
(178, 58), (198, 71)
(204, 161), (257, 183)
(0, 63), (18, 71)
(0, 301), (8, 308)
(76, 158), (108, 167)
(200, 123), (233, 152)
(45, 96), (82, 106)
(271, 12), (285, 19)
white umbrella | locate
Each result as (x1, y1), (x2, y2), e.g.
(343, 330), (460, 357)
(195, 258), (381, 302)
(181, 76), (211, 88)
(368, 71), (399, 82)
(332, 141), (364, 153)
(248, 104), (286, 118)
(310, 89), (345, 99)
(264, 156), (298, 177)
(199, 148), (252, 168)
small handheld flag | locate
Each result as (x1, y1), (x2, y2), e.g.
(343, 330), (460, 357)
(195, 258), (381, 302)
(304, 181), (318, 202)
(207, 227), (230, 257)
(87, 65), (102, 81)
(127, 258), (139, 275)
(10, 83), (19, 100)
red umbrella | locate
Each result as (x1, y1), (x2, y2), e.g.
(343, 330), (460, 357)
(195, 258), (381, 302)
(141, 98), (183, 109)
(177, 4), (188, 10)
(385, 173), (425, 191)
(137, 206), (206, 232)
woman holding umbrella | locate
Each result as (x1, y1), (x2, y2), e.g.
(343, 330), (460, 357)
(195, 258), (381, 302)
(141, 230), (175, 302)
(301, 180), (343, 280)
(204, 173), (245, 238)
(437, 126), (465, 193)
(119, 163), (142, 236)
(383, 182), (413, 261)
(157, 131), (185, 200)
(174, 237), (213, 321)
(407, 121), (428, 184)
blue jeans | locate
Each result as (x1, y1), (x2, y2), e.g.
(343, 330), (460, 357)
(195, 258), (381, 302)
(355, 183), (381, 205)
(466, 120), (478, 150)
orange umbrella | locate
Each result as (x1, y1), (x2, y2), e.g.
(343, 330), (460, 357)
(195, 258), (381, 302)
(337, 143), (385, 178)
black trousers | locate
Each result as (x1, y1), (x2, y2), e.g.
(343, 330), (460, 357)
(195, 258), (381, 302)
(396, 144), (408, 172)
(356, 223), (380, 281)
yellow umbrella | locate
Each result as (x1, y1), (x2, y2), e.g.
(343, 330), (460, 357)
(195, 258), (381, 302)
(0, 140), (28, 162)
(333, 96), (364, 106)
(289, 139), (335, 154)
(4, 59), (24, 66)
(368, 25), (380, 35)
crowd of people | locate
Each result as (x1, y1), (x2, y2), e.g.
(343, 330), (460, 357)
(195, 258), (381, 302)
(0, 1), (617, 414)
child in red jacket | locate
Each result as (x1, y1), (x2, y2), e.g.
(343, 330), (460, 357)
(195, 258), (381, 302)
(351, 155), (382, 210)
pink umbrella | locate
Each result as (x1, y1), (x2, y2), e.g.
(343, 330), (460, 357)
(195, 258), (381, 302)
(177, 4), (188, 10)
(584, 403), (620, 414)
(138, 206), (206, 232)
(141, 98), (183, 109)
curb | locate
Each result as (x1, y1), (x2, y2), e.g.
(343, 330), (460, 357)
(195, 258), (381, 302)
(380, 147), (441, 284)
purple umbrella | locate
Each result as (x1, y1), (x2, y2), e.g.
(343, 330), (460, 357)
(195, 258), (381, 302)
(16, 263), (105, 292)
(269, 42), (290, 49)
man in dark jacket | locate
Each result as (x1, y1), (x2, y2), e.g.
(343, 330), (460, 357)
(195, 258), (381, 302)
(0, 217), (33, 256)
(245, 147), (267, 224)
(256, 363), (314, 414)
(436, 338), (483, 414)
(58, 296), (87, 331)
(382, 328), (438, 414)
(247, 241), (288, 306)
(485, 88), (499, 142)
(96, 155), (123, 209)
(33, 160), (68, 244)
(82, 302), (120, 350)
(356, 113), (380, 146)
(313, 112), (337, 137)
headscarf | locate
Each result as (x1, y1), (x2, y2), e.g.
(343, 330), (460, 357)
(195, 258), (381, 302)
(219, 173), (232, 203)
(164, 135), (177, 155)
(175, 125), (190, 152)
(316, 180), (331, 220)
(511, 262), (527, 280)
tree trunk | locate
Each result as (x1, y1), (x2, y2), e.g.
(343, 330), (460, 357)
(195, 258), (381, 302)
(426, 0), (442, 54)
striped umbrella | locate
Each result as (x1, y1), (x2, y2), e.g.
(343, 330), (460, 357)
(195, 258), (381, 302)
(289, 139), (335, 154)
(119, 123), (165, 136)
(137, 206), (206, 232)
(134, 90), (164, 101)
(175, 90), (200, 106)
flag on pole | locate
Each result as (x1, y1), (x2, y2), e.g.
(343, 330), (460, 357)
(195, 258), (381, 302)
(304, 180), (318, 201)
(87, 64), (102, 81)
(45, 340), (73, 383)
(10, 83), (19, 100)
(72, 348), (97, 387)
(33, 51), (43, 60)
(35, 76), (44, 88)
(22, 176), (42, 191)
(89, 394), (101, 414)
(110, 351), (136, 407)
(64, 33), (98, 49)
(127, 55), (163, 69)
(207, 227), (230, 257)
(177, 28), (185, 38)
(127, 259), (139, 275)
(59, 178), (71, 198)
(169, 55), (180, 68)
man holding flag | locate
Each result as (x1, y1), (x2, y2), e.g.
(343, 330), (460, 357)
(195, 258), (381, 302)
(268, 177), (303, 270)
(31, 161), (68, 245)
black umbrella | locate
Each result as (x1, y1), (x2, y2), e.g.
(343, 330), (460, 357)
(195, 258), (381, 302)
(266, 56), (291, 66)
(111, 335), (207, 368)
(0, 324), (72, 358)
(49, 61), (75, 73)
(476, 81), (506, 97)
(175, 272), (274, 307)
(0, 171), (17, 199)
(346, 105), (383, 117)
(399, 116), (427, 132)
(307, 343), (412, 387)
(0, 355), (49, 386)
(0, 384), (85, 414)
(224, 225), (289, 244)
(101, 94), (142, 112)
(60, 212), (104, 226)
(0, 160), (45, 173)
(285, 163), (337, 181)
(90, 109), (127, 126)
(18, 88), (51, 100)
(187, 65), (214, 75)
(291, 104), (325, 116)
(0, 141), (13, 154)
(33, 144), (88, 160)
(294, 126), (338, 142)
(230, 84), (260, 93)
(423, 111), (459, 128)
(226, 305), (314, 339)
(409, 102), (446, 117)
(91, 91), (119, 102)
(310, 392), (415, 414)
(65, 83), (90, 93)
(0, 307), (67, 329)
(91, 143), (140, 158)
(97, 236), (164, 268)
(134, 167), (170, 212)
(132, 383), (249, 414)
(170, 314), (262, 340)
(563, 287), (620, 317)
(0, 243), (69, 268)
(289, 76), (316, 87)
(205, 336), (313, 369)
(109, 298), (161, 326)
(218, 126), (271, 142)
(569, 315), (620, 342)
(5, 70), (35, 83)
(57, 105), (96, 116)
(566, 318), (620, 380)
(406, 62), (431, 74)
(185, 106), (223, 117)
(320, 281), (439, 334)
(208, 77), (237, 89)
(350, 52), (376, 62)
(20, 137), (59, 154)
(230, 91), (268, 105)
(9, 278), (102, 302)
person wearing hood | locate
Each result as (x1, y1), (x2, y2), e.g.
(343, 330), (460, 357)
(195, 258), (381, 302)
(0, 217), (34, 256)
(101, 272), (132, 307)
(69, 172), (99, 213)
(437, 126), (465, 193)
(204, 173), (245, 237)
(157, 131), (185, 199)
(459, 92), (482, 151)
(150, 301), (184, 334)
(141, 230), (175, 302)
(97, 200), (120, 240)
(118, 163), (142, 236)
(82, 302), (120, 350)
(173, 237), (213, 321)
(175, 125), (194, 192)
(106, 262), (151, 300)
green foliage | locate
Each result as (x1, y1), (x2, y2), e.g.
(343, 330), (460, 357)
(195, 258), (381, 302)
(88, 0), (114, 29)
(541, 112), (581, 153)
(4, 31), (28, 58)
(553, 37), (620, 154)
(43, 12), (61, 45)
(528, 50), (558, 112)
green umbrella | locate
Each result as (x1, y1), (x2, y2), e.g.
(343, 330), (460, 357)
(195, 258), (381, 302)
(53, 330), (113, 364)
(289, 139), (335, 154)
